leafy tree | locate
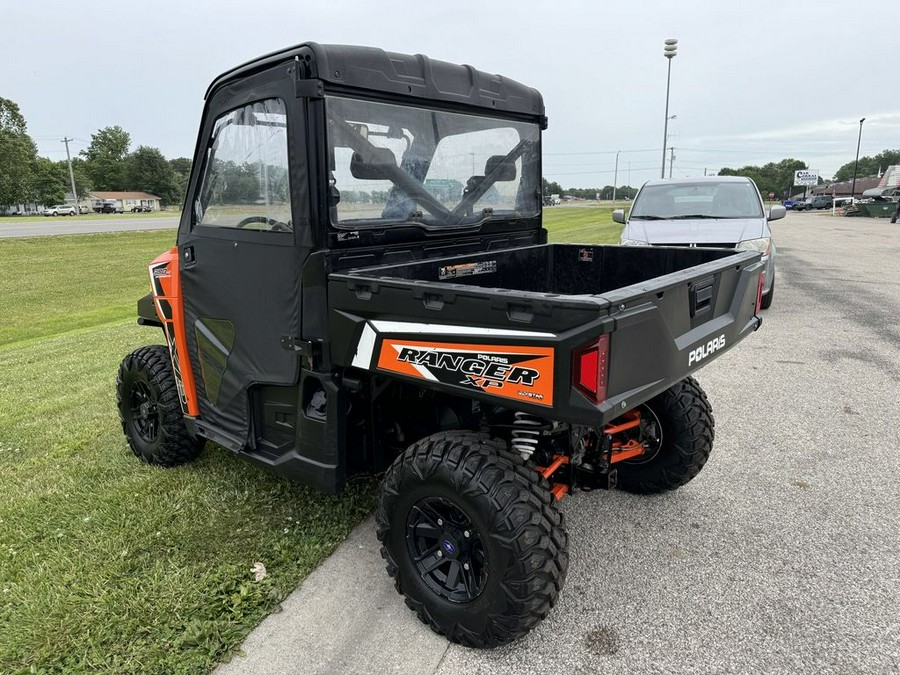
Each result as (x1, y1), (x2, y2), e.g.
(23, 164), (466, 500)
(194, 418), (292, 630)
(81, 125), (131, 190)
(541, 177), (564, 196)
(126, 146), (180, 205)
(833, 149), (900, 182)
(31, 157), (67, 205)
(719, 158), (806, 199)
(0, 97), (38, 206)
(169, 157), (192, 207)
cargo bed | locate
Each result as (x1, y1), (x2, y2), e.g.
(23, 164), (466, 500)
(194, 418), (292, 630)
(328, 243), (763, 425)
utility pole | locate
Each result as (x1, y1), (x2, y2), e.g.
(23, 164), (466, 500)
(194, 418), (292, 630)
(612, 150), (620, 203)
(61, 137), (78, 210)
(668, 147), (675, 178)
(850, 118), (865, 201)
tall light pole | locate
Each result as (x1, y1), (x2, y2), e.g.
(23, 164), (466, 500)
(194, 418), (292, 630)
(850, 117), (865, 200)
(661, 38), (678, 179)
(613, 150), (620, 202)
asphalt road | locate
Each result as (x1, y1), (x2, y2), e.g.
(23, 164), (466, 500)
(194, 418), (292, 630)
(0, 216), (178, 238)
(217, 210), (900, 675)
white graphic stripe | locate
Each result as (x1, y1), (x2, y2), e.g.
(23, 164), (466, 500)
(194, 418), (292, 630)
(351, 322), (378, 369)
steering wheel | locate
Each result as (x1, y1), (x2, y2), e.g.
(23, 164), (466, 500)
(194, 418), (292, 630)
(235, 216), (291, 233)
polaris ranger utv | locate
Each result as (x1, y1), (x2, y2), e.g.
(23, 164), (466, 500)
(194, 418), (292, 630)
(117, 43), (765, 648)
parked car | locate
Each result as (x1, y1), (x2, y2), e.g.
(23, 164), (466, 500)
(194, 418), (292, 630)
(42, 204), (77, 217)
(793, 199), (811, 211)
(811, 195), (832, 210)
(782, 198), (795, 209)
(614, 175), (780, 309)
(94, 200), (124, 214)
(131, 205), (153, 213)
(78, 205), (90, 214)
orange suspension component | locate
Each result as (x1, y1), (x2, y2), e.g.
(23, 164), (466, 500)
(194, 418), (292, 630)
(610, 439), (646, 463)
(604, 409), (648, 464)
(536, 455), (570, 501)
(604, 409), (641, 435)
(539, 454), (569, 480)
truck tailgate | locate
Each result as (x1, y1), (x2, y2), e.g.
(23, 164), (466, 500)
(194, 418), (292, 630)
(327, 244), (764, 425)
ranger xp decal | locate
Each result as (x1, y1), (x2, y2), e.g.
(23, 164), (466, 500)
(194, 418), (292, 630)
(377, 339), (554, 406)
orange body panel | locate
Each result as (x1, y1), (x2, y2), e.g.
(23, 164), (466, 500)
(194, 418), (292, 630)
(148, 247), (200, 417)
(376, 339), (555, 407)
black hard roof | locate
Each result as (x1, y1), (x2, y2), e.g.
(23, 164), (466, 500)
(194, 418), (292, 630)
(205, 42), (544, 119)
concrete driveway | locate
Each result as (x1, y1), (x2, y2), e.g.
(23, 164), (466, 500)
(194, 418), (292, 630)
(0, 215), (178, 238)
(217, 211), (900, 675)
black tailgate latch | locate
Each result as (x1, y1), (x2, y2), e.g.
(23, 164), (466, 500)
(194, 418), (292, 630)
(690, 278), (715, 318)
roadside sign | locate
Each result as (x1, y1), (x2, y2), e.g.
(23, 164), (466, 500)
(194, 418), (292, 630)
(794, 170), (818, 186)
(768, 192), (775, 199)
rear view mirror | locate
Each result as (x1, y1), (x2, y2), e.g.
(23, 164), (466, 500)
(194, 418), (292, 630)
(349, 147), (396, 180)
(349, 123), (369, 140)
(484, 155), (516, 181)
(768, 205), (786, 221)
(612, 209), (626, 224)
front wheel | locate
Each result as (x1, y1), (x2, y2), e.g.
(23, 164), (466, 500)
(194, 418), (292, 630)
(615, 376), (715, 494)
(760, 275), (775, 309)
(116, 345), (203, 466)
(376, 432), (568, 648)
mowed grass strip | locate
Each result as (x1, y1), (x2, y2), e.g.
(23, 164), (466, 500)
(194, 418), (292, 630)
(0, 208), (621, 673)
(0, 231), (375, 673)
(0, 230), (177, 346)
(542, 205), (623, 243)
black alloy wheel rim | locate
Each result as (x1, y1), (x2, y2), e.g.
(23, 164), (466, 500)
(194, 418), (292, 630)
(406, 497), (487, 603)
(129, 380), (161, 443)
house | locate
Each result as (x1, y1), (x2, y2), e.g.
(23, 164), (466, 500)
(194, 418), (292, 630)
(86, 191), (162, 212)
(810, 176), (881, 198)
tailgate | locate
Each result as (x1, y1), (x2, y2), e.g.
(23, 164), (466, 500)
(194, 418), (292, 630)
(586, 248), (764, 423)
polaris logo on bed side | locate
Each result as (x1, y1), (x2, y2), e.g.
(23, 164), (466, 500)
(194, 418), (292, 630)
(688, 334), (726, 366)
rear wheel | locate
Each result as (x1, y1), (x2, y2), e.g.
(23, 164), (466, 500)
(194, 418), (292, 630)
(116, 345), (203, 466)
(615, 376), (715, 494)
(376, 432), (568, 648)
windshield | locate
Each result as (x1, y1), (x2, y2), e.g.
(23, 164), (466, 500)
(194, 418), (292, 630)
(631, 181), (764, 219)
(326, 96), (540, 228)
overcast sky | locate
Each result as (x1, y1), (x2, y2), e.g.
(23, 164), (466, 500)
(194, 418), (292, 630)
(4, 0), (896, 188)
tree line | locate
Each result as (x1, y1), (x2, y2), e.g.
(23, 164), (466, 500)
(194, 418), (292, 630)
(542, 178), (638, 201)
(543, 149), (898, 201)
(0, 96), (191, 208)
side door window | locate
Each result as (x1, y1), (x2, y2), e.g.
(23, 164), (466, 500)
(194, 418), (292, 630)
(195, 98), (292, 233)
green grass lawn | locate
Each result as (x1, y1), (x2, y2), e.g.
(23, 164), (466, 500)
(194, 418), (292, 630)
(0, 231), (374, 673)
(543, 205), (623, 243)
(0, 206), (621, 673)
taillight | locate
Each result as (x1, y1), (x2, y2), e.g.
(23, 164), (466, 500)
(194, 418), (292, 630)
(573, 334), (610, 404)
(756, 273), (765, 312)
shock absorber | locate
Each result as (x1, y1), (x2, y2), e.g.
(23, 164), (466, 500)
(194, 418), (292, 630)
(511, 411), (543, 460)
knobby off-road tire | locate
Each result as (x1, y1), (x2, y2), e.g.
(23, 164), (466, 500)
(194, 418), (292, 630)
(616, 376), (715, 494)
(116, 344), (203, 467)
(760, 275), (775, 310)
(376, 431), (568, 648)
